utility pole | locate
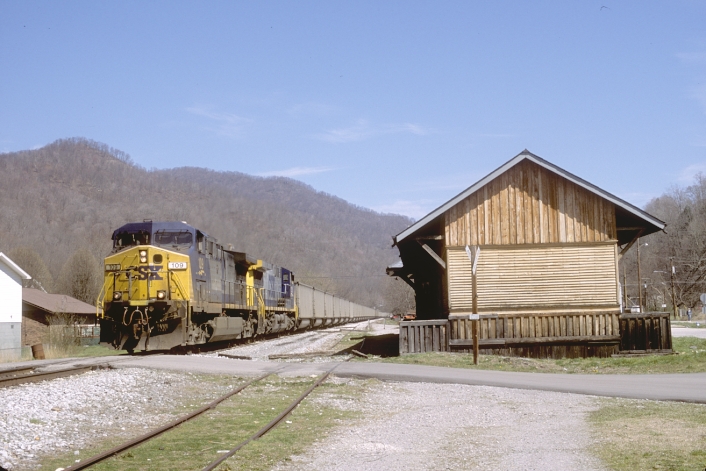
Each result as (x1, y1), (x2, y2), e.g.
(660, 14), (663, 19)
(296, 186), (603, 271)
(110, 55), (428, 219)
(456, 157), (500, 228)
(623, 263), (628, 311)
(670, 259), (677, 320)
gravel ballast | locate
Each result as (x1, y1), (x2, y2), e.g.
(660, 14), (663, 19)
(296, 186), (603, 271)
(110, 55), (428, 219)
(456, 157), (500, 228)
(0, 367), (234, 470)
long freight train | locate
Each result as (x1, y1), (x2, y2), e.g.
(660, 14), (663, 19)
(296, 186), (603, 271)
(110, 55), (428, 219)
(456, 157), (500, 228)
(97, 221), (382, 352)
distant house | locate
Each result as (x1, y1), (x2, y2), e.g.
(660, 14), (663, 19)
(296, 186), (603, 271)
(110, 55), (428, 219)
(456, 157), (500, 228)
(0, 253), (31, 357)
(389, 150), (668, 357)
(22, 288), (98, 346)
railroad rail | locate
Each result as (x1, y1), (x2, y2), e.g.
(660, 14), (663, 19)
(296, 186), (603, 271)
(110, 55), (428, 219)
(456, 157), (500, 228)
(0, 355), (148, 389)
(0, 365), (98, 389)
(59, 362), (343, 470)
(202, 363), (341, 471)
(0, 365), (35, 379)
(62, 370), (278, 471)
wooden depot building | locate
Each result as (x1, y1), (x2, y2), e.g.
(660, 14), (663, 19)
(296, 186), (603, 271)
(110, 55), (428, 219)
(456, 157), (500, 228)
(388, 150), (669, 358)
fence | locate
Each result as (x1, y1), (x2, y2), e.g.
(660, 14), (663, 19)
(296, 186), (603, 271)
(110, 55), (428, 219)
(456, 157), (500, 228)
(399, 320), (448, 354)
(619, 312), (672, 353)
(50, 325), (101, 346)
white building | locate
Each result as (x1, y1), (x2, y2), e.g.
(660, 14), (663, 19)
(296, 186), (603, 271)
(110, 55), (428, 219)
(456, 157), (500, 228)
(0, 252), (31, 357)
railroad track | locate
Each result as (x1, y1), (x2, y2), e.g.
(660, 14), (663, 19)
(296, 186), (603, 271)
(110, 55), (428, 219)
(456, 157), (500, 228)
(0, 356), (143, 389)
(61, 362), (344, 471)
(0, 364), (101, 389)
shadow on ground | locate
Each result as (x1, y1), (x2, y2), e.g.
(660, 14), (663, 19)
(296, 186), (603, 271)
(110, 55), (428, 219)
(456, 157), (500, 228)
(335, 334), (399, 357)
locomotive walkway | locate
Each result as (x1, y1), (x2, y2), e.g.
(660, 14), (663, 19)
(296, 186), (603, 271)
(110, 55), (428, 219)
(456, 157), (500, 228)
(113, 355), (706, 404)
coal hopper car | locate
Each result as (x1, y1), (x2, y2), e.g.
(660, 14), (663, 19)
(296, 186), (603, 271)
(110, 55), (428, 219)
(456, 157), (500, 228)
(97, 221), (382, 353)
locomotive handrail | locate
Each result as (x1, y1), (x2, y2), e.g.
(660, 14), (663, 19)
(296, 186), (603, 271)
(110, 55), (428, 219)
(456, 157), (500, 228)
(256, 288), (266, 330)
(95, 278), (109, 319)
(168, 270), (189, 300)
(95, 272), (119, 319)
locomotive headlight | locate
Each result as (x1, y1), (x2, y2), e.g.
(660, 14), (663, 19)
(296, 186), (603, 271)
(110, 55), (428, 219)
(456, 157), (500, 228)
(157, 290), (166, 300)
(139, 250), (148, 263)
(112, 291), (123, 301)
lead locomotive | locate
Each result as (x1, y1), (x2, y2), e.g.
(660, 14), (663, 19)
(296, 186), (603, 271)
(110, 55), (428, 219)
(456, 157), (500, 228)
(98, 221), (298, 353)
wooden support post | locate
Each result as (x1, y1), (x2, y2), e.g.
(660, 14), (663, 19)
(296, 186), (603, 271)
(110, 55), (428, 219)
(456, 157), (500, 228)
(472, 316), (479, 365)
(670, 261), (677, 320)
(637, 239), (641, 312)
(464, 245), (481, 365)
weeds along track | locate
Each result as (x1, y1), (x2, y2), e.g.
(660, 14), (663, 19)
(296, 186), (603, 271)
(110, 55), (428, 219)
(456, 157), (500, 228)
(59, 362), (344, 471)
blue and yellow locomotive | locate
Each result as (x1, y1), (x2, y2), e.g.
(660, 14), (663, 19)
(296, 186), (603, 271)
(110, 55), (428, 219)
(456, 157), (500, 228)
(98, 221), (297, 352)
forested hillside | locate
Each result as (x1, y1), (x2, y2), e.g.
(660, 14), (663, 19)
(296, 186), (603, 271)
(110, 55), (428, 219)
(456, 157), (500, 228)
(0, 138), (414, 311)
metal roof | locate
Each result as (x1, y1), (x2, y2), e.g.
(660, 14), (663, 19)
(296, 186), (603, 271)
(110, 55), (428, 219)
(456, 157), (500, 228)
(112, 220), (198, 239)
(394, 150), (666, 244)
(22, 288), (96, 315)
(0, 252), (32, 280)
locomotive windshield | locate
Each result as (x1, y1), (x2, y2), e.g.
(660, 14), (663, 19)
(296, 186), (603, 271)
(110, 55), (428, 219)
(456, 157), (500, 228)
(154, 230), (193, 251)
(113, 230), (150, 251)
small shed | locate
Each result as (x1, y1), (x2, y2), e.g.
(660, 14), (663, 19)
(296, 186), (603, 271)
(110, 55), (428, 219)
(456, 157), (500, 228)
(389, 150), (667, 357)
(22, 288), (99, 346)
(0, 252), (32, 357)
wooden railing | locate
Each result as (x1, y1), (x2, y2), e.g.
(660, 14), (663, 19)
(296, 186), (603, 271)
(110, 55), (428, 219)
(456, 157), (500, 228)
(399, 311), (672, 358)
(399, 320), (448, 354)
(449, 312), (620, 345)
(620, 312), (672, 353)
(448, 312), (621, 358)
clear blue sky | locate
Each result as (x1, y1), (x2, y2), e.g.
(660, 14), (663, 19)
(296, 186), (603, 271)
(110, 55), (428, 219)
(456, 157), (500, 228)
(2, 1), (705, 219)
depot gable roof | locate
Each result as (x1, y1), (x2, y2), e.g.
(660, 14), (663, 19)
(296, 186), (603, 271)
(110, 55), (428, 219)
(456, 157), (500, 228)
(393, 150), (666, 245)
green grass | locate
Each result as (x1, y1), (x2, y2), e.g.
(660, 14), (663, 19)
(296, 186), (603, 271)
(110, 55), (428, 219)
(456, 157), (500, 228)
(368, 337), (706, 374)
(590, 399), (706, 471)
(673, 321), (706, 328)
(70, 344), (128, 357)
(41, 375), (369, 471)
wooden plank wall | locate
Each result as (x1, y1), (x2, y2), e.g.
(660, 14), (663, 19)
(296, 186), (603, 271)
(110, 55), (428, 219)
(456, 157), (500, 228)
(449, 312), (621, 359)
(447, 244), (619, 312)
(399, 320), (448, 354)
(399, 313), (673, 358)
(619, 313), (672, 353)
(445, 160), (617, 247)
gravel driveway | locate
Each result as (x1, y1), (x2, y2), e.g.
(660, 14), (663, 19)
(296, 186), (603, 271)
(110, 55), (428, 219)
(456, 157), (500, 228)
(275, 381), (606, 471)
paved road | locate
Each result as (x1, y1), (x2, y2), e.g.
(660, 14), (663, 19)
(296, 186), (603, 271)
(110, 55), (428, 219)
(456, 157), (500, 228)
(4, 324), (704, 404)
(110, 355), (706, 404)
(672, 326), (706, 338)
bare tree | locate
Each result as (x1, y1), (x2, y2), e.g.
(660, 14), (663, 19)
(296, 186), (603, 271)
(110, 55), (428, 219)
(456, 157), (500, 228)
(642, 173), (706, 311)
(57, 248), (101, 304)
(383, 278), (415, 317)
(9, 246), (54, 292)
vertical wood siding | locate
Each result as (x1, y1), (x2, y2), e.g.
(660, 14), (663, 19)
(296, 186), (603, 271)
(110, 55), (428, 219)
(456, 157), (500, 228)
(444, 160), (617, 246)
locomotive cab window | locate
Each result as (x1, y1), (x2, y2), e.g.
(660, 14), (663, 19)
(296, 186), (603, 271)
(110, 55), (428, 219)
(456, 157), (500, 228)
(197, 233), (205, 253)
(154, 230), (193, 251)
(113, 231), (150, 251)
